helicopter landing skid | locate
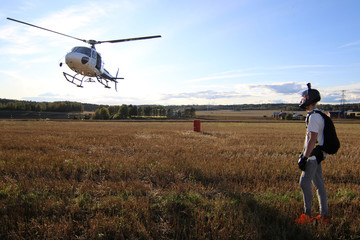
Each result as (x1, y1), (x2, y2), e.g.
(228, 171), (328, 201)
(63, 72), (85, 88)
(95, 75), (111, 89)
(63, 72), (96, 88)
(63, 72), (117, 90)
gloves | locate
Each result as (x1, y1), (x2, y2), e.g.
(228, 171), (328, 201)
(310, 146), (324, 164)
(298, 156), (308, 171)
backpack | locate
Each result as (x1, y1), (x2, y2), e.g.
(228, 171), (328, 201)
(307, 110), (340, 154)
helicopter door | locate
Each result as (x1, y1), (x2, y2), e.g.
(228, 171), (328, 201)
(96, 52), (101, 71)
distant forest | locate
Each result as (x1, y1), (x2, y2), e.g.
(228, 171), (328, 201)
(190, 103), (360, 112)
(1, 98), (359, 113)
(0, 99), (84, 112)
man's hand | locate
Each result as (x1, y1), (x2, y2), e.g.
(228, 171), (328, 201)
(298, 156), (308, 171)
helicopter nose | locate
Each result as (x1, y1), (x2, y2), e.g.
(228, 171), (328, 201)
(81, 56), (89, 64)
(65, 52), (77, 64)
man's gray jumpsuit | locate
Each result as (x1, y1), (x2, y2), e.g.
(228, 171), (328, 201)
(299, 110), (328, 215)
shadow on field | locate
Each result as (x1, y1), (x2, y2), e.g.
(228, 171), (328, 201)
(225, 192), (314, 240)
(157, 184), (315, 239)
(159, 191), (316, 240)
(164, 163), (317, 239)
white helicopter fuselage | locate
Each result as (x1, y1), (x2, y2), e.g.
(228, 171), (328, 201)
(65, 46), (109, 78)
(62, 46), (121, 89)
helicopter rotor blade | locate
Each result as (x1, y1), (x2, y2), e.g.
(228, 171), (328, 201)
(97, 35), (162, 44)
(7, 17), (161, 48)
(7, 17), (87, 43)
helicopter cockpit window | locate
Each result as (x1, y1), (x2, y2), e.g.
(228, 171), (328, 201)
(72, 47), (91, 57)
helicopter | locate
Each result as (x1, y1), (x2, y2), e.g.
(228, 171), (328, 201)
(7, 17), (161, 91)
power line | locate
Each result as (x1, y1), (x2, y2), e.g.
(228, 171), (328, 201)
(341, 90), (346, 106)
(341, 90), (346, 118)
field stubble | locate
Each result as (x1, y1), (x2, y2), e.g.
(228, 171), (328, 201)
(0, 120), (359, 239)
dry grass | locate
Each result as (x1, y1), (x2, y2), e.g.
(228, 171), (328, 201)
(0, 120), (359, 239)
(196, 110), (305, 121)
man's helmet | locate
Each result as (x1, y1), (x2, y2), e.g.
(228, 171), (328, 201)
(299, 83), (321, 109)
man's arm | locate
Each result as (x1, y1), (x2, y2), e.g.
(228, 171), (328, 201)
(304, 131), (318, 158)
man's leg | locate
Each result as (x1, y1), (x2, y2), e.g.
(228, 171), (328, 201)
(312, 163), (328, 215)
(299, 158), (317, 215)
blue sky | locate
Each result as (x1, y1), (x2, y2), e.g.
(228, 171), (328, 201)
(1, 0), (360, 105)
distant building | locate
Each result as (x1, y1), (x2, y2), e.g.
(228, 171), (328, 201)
(328, 111), (345, 118)
(347, 111), (360, 118)
(273, 112), (304, 120)
(273, 112), (287, 119)
(292, 113), (304, 120)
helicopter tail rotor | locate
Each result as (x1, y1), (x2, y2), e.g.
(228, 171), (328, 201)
(115, 68), (119, 91)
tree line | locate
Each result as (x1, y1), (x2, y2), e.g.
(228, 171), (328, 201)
(1, 98), (359, 115)
(0, 100), (83, 112)
(189, 103), (360, 112)
(92, 105), (196, 120)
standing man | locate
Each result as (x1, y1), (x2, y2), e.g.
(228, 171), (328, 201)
(296, 83), (329, 224)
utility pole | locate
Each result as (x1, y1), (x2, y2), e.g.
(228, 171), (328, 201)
(341, 90), (346, 118)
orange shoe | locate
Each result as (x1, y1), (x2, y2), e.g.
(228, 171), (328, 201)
(294, 214), (313, 224)
(314, 215), (330, 223)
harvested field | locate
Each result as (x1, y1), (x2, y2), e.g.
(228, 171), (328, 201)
(196, 110), (303, 121)
(0, 120), (359, 239)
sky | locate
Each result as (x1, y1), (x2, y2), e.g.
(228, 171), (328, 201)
(1, 0), (360, 106)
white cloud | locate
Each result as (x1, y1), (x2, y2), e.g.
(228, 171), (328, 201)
(319, 83), (360, 104)
(162, 90), (250, 100)
(339, 40), (360, 48)
(250, 82), (304, 94)
(265, 65), (333, 70)
(3, 2), (123, 56)
(187, 73), (261, 83)
(0, 70), (25, 81)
